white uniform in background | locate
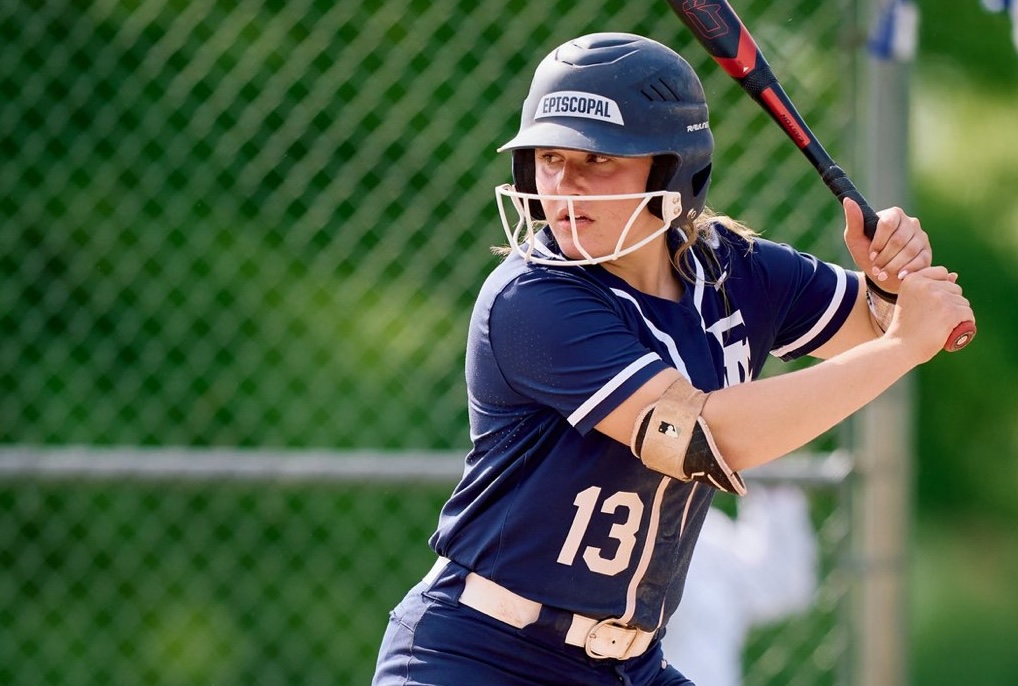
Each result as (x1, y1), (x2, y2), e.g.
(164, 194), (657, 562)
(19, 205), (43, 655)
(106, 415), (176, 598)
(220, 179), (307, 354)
(661, 486), (818, 686)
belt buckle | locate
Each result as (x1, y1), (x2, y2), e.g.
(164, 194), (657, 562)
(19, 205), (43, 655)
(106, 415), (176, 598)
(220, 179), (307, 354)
(583, 618), (640, 660)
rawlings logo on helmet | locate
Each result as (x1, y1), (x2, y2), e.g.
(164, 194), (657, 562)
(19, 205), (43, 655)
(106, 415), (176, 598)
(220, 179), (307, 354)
(535, 91), (625, 125)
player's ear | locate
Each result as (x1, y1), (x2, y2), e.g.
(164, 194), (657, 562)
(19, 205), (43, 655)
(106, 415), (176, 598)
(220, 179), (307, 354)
(646, 156), (677, 219)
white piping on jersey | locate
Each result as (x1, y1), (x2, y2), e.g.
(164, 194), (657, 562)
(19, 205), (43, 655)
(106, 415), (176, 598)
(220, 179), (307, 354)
(621, 475), (672, 626)
(714, 268), (729, 289)
(682, 251), (731, 354)
(652, 482), (700, 630)
(685, 250), (742, 348)
(690, 254), (707, 326)
(679, 482), (698, 537)
(770, 264), (849, 358)
(687, 252), (745, 351)
(529, 233), (565, 261)
(566, 352), (660, 426)
(688, 251), (754, 386)
(609, 289), (691, 380)
(597, 261), (712, 629)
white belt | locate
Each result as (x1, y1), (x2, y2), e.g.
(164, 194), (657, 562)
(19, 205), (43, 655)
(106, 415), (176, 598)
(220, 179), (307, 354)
(425, 557), (656, 661)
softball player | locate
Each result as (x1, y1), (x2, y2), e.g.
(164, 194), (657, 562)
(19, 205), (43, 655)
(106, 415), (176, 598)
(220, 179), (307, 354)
(372, 33), (971, 686)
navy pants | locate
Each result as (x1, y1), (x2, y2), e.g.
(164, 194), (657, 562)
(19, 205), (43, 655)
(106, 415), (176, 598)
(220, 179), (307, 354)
(372, 560), (694, 686)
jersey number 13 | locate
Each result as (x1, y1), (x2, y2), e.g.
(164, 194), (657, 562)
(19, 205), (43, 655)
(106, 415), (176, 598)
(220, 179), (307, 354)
(556, 486), (643, 577)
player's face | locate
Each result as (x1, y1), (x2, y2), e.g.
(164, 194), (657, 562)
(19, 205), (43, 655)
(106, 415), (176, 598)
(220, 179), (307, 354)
(533, 149), (658, 262)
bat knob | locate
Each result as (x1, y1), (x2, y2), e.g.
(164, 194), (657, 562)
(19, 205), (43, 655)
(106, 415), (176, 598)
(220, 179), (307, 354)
(944, 322), (976, 353)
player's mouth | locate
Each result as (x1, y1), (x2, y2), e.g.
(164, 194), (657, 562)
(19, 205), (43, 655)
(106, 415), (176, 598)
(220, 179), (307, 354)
(554, 208), (592, 229)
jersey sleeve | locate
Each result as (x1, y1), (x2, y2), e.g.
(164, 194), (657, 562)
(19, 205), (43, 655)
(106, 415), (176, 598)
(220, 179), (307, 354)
(484, 268), (669, 435)
(747, 238), (860, 361)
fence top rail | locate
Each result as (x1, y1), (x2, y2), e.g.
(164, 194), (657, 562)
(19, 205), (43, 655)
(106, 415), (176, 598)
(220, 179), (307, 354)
(0, 446), (854, 486)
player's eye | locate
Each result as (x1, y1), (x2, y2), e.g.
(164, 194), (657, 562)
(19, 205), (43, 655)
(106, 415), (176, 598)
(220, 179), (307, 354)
(535, 150), (562, 166)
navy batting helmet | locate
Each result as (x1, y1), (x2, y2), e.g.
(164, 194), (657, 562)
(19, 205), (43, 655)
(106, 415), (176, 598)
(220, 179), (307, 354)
(498, 33), (714, 223)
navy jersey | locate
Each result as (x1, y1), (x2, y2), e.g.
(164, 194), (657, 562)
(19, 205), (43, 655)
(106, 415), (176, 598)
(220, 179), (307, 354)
(430, 224), (858, 632)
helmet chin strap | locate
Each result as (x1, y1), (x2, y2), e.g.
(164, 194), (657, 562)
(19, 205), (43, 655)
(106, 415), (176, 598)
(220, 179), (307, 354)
(495, 185), (683, 266)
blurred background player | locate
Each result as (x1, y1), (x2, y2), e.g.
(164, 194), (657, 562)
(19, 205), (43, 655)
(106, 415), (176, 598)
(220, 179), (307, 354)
(660, 486), (818, 686)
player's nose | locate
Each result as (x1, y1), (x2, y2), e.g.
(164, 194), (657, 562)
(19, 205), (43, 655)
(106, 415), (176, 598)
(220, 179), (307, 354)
(553, 161), (589, 195)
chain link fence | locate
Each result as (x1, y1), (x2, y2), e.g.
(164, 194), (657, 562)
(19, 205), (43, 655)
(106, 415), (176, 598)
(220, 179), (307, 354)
(1, 0), (872, 684)
(1, 448), (854, 686)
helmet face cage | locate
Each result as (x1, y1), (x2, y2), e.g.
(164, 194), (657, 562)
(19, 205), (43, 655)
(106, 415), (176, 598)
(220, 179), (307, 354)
(497, 32), (715, 262)
(495, 183), (684, 266)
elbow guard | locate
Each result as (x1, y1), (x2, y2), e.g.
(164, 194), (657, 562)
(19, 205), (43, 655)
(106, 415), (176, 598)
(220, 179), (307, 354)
(630, 379), (747, 496)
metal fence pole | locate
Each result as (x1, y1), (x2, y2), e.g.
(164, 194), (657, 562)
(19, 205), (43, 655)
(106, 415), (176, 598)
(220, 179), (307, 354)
(853, 1), (915, 683)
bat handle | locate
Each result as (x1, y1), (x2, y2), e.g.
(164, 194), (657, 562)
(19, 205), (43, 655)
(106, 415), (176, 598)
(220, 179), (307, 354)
(821, 165), (878, 237)
(821, 166), (976, 352)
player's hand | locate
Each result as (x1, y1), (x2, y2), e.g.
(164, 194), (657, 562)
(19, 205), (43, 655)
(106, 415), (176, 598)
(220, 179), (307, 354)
(843, 198), (932, 295)
(887, 266), (972, 363)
